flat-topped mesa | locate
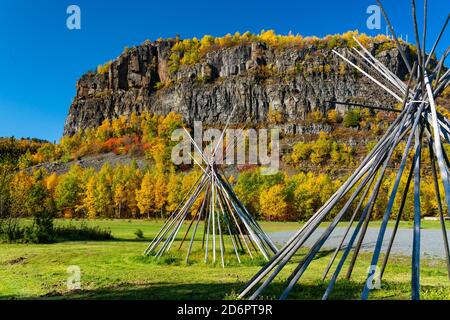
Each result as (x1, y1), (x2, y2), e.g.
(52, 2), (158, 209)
(63, 34), (415, 136)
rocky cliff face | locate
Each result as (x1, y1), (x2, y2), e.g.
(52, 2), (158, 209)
(64, 39), (412, 136)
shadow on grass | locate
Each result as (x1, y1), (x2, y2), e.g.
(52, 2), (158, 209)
(4, 277), (444, 300)
(130, 253), (268, 268)
(26, 280), (367, 300)
(312, 249), (336, 260)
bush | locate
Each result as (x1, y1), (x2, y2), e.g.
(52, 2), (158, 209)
(343, 109), (361, 128)
(0, 218), (24, 242)
(97, 61), (112, 74)
(134, 228), (144, 239)
(53, 223), (113, 241)
(290, 142), (313, 163)
(308, 110), (324, 122)
(327, 110), (343, 124)
(267, 107), (283, 125)
(24, 210), (55, 243)
(288, 132), (354, 167)
(154, 82), (165, 90)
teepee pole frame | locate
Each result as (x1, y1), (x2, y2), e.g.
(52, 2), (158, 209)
(240, 0), (450, 300)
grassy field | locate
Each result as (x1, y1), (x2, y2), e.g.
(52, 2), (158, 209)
(50, 218), (450, 236)
(0, 219), (449, 300)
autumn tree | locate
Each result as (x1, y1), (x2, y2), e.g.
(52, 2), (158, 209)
(28, 169), (50, 214)
(94, 164), (114, 218)
(327, 110), (343, 124)
(234, 170), (262, 216)
(141, 112), (159, 142)
(268, 105), (283, 124)
(125, 162), (142, 217)
(45, 173), (58, 196)
(54, 165), (84, 218)
(288, 172), (340, 221)
(9, 171), (34, 217)
(0, 165), (11, 218)
(112, 165), (126, 218)
(113, 184), (126, 218)
(136, 170), (155, 218)
(288, 142), (311, 166)
(111, 116), (128, 138)
(180, 169), (203, 214)
(259, 30), (278, 46)
(129, 112), (141, 134)
(0, 164), (14, 238)
(343, 109), (362, 128)
(310, 132), (332, 165)
(158, 112), (184, 139)
(166, 170), (182, 213)
(259, 184), (287, 221)
(153, 165), (168, 218)
(82, 177), (97, 219)
(96, 119), (112, 142)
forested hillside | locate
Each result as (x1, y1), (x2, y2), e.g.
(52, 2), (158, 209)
(1, 31), (448, 230)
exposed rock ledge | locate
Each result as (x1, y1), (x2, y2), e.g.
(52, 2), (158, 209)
(64, 39), (412, 136)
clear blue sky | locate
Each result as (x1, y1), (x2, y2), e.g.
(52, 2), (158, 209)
(0, 0), (448, 142)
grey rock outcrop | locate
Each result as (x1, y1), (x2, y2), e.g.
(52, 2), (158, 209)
(64, 39), (412, 136)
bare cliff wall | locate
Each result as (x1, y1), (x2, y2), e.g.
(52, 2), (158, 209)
(63, 39), (412, 136)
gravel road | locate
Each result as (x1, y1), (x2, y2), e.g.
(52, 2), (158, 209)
(269, 227), (450, 258)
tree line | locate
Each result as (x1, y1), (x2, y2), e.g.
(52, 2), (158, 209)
(1, 108), (447, 228)
(1, 160), (445, 223)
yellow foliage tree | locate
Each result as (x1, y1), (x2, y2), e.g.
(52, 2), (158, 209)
(268, 104), (283, 124)
(95, 164), (114, 217)
(45, 173), (59, 195)
(153, 165), (168, 218)
(327, 110), (343, 124)
(126, 165), (142, 217)
(166, 170), (182, 212)
(111, 115), (128, 137)
(96, 119), (112, 142)
(181, 170), (203, 213)
(113, 184), (126, 218)
(259, 184), (287, 221)
(260, 30), (278, 46)
(136, 171), (155, 218)
(82, 177), (97, 219)
(129, 112), (140, 133)
(9, 171), (34, 217)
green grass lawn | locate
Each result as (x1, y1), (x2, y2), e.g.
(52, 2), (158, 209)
(0, 219), (449, 300)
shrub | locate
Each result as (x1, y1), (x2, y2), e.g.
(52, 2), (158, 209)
(267, 106), (283, 124)
(0, 219), (24, 242)
(290, 142), (313, 163)
(97, 61), (112, 74)
(259, 184), (287, 220)
(309, 110), (324, 122)
(24, 210), (55, 243)
(53, 223), (113, 241)
(288, 132), (354, 167)
(310, 132), (332, 165)
(134, 228), (144, 239)
(327, 110), (343, 124)
(154, 82), (165, 90)
(343, 109), (361, 128)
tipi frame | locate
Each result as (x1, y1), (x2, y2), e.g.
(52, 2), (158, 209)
(240, 0), (450, 300)
(144, 109), (278, 267)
